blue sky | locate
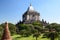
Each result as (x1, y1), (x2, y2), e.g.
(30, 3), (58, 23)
(0, 0), (60, 24)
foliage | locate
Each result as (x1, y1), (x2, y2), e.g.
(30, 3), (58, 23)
(18, 24), (34, 36)
(43, 31), (58, 40)
(33, 29), (40, 40)
(46, 23), (60, 32)
(32, 21), (43, 27)
(45, 23), (60, 40)
(20, 29), (32, 37)
(8, 23), (17, 35)
(0, 25), (3, 40)
(12, 34), (51, 40)
(16, 21), (44, 37)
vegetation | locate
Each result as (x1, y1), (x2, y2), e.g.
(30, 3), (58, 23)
(16, 21), (43, 37)
(0, 25), (3, 40)
(0, 22), (60, 40)
(33, 32), (40, 40)
(45, 23), (60, 40)
(12, 34), (58, 40)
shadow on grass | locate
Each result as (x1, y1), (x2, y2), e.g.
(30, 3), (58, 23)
(13, 36), (22, 40)
(16, 36), (22, 38)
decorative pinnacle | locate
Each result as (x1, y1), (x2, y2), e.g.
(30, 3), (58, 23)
(30, 3), (32, 6)
(5, 21), (8, 28)
(28, 3), (34, 11)
(5, 21), (8, 24)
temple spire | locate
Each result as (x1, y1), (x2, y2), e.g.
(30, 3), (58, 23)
(1, 22), (12, 40)
(30, 3), (32, 6)
(27, 4), (35, 11)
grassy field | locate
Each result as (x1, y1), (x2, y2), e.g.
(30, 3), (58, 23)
(12, 34), (58, 40)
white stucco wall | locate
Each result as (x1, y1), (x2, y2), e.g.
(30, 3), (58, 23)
(27, 15), (29, 20)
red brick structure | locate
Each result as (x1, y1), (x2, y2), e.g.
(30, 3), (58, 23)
(1, 22), (12, 40)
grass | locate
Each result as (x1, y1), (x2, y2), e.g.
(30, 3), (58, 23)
(12, 34), (58, 40)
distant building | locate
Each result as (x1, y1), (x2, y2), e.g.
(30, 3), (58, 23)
(22, 4), (40, 24)
(16, 4), (49, 33)
(17, 4), (48, 26)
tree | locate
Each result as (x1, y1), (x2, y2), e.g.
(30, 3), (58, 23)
(33, 30), (40, 40)
(0, 25), (3, 40)
(32, 21), (43, 33)
(32, 21), (43, 27)
(8, 23), (17, 35)
(45, 23), (60, 40)
(43, 32), (58, 40)
(20, 29), (31, 37)
(18, 24), (34, 36)
(16, 21), (43, 37)
(46, 23), (60, 32)
(46, 23), (60, 35)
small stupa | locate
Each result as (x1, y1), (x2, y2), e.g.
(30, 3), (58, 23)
(1, 22), (12, 40)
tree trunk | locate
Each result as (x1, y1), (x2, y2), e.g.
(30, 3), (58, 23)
(51, 37), (54, 40)
(36, 37), (37, 40)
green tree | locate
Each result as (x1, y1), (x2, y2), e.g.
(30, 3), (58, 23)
(8, 23), (17, 35)
(0, 25), (3, 40)
(48, 31), (58, 40)
(32, 21), (43, 27)
(20, 29), (31, 37)
(33, 30), (40, 40)
(45, 23), (59, 40)
(43, 31), (58, 40)
(18, 24), (34, 36)
(32, 21), (43, 33)
(46, 23), (60, 32)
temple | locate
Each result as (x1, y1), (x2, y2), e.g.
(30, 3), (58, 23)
(17, 4), (48, 26)
(22, 4), (40, 24)
(1, 22), (12, 40)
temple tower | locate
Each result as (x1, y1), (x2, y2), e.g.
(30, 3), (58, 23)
(1, 22), (12, 40)
(23, 4), (40, 24)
